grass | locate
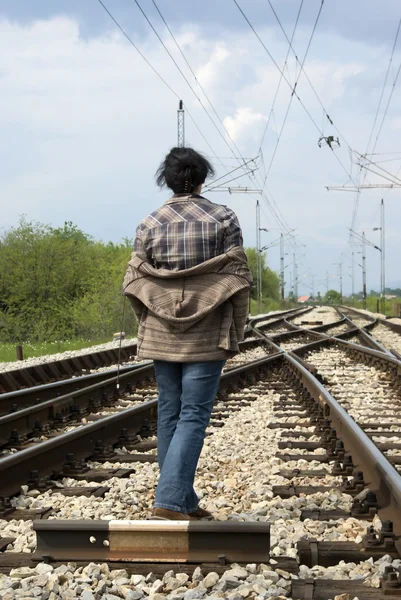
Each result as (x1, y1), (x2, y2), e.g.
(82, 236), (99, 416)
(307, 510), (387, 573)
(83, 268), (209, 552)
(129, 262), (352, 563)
(0, 337), (113, 363)
(249, 298), (297, 315)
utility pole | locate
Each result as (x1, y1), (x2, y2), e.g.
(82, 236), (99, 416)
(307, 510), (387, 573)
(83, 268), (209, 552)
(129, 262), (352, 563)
(332, 262), (343, 303)
(310, 274), (315, 299)
(362, 231), (367, 309)
(293, 253), (298, 301)
(256, 200), (262, 313)
(379, 199), (385, 314)
(325, 271), (329, 294)
(381, 199), (385, 314)
(177, 100), (185, 147)
(351, 251), (355, 306)
(280, 233), (285, 307)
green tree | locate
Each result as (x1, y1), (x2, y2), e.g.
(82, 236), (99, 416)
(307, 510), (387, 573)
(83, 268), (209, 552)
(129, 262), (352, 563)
(0, 217), (136, 343)
(245, 248), (280, 301)
(324, 289), (341, 304)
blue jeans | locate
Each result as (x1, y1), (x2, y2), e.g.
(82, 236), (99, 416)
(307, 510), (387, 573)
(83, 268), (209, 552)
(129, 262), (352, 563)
(153, 360), (225, 513)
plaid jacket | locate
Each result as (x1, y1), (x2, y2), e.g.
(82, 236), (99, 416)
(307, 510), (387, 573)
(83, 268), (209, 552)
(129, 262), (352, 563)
(133, 193), (243, 270)
(123, 247), (252, 361)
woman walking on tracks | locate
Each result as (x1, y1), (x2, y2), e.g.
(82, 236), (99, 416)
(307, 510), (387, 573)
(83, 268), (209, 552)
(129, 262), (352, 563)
(123, 147), (252, 520)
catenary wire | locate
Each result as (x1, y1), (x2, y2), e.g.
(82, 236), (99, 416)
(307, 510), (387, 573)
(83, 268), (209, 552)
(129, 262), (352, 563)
(232, 0), (356, 186)
(96, 0), (228, 167)
(266, 0), (353, 150)
(258, 0), (304, 152)
(262, 0), (324, 186)
(132, 0), (254, 178)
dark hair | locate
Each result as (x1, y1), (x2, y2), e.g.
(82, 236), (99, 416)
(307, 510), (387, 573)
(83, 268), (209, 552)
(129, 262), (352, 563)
(155, 147), (215, 194)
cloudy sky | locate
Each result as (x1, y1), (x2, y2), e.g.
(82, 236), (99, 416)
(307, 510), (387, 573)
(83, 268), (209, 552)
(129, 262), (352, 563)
(1, 0), (400, 296)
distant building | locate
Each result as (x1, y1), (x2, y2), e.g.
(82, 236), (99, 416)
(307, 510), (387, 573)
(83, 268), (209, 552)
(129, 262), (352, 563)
(298, 295), (312, 303)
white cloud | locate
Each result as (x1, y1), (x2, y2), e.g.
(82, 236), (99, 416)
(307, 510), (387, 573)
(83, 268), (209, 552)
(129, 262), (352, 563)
(223, 107), (266, 143)
(0, 15), (400, 294)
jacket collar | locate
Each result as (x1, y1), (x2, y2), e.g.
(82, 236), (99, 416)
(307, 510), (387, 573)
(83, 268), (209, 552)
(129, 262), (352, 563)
(164, 193), (207, 205)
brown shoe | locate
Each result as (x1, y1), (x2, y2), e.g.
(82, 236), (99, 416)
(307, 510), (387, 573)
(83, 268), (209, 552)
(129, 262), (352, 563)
(190, 506), (214, 520)
(150, 508), (199, 521)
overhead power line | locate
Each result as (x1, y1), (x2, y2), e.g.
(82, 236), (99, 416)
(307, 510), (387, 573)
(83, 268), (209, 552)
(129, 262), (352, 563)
(364, 15), (401, 157)
(95, 0), (225, 164)
(232, 0), (356, 186)
(258, 0), (304, 153)
(349, 14), (401, 234)
(132, 0), (254, 179)
(265, 0), (352, 150)
(262, 0), (324, 186)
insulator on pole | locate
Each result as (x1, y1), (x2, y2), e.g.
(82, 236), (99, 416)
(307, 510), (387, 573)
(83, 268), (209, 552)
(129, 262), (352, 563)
(177, 100), (185, 147)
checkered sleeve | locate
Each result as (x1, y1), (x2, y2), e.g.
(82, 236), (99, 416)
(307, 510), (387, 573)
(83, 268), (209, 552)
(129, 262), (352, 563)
(222, 209), (243, 251)
(133, 225), (148, 259)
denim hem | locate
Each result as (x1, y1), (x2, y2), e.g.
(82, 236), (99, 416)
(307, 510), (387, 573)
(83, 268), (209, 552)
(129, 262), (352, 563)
(185, 506), (199, 514)
(154, 502), (186, 513)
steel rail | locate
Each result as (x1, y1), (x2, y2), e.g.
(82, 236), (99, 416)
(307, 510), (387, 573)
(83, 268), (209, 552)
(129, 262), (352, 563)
(17, 347), (401, 565)
(249, 307), (309, 325)
(0, 342), (139, 394)
(0, 362), (152, 415)
(285, 352), (401, 552)
(0, 363), (156, 449)
(33, 520), (270, 563)
(290, 334), (401, 371)
(0, 338), (274, 449)
(0, 353), (286, 498)
(0, 399), (157, 497)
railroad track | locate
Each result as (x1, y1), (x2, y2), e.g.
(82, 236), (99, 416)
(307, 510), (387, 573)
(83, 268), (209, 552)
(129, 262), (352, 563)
(0, 338), (277, 460)
(1, 316), (401, 599)
(0, 341), (140, 394)
(338, 306), (401, 358)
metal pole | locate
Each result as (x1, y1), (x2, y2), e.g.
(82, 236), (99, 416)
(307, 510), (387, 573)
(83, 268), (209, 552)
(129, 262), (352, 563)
(339, 263), (343, 303)
(293, 253), (298, 301)
(381, 199), (385, 314)
(362, 231), (367, 309)
(280, 233), (285, 307)
(351, 251), (355, 306)
(177, 100), (185, 147)
(256, 200), (262, 313)
(325, 271), (329, 293)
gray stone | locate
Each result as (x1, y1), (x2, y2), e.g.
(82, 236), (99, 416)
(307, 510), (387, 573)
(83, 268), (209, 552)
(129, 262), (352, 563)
(82, 563), (101, 579)
(35, 564), (54, 576)
(175, 574), (189, 585)
(122, 590), (144, 600)
(166, 594), (185, 600)
(183, 589), (206, 600)
(226, 593), (243, 600)
(191, 567), (203, 583)
(149, 594), (166, 600)
(81, 591), (95, 600)
(164, 578), (182, 592)
(21, 576), (48, 590)
(261, 571), (278, 583)
(110, 569), (128, 580)
(54, 565), (69, 575)
(245, 564), (257, 575)
(146, 573), (157, 584)
(130, 575), (145, 586)
(103, 595), (124, 600)
(236, 585), (253, 598)
(202, 572), (219, 589)
(221, 575), (240, 589)
(9, 568), (35, 579)
(225, 567), (247, 580)
(162, 571), (175, 583)
(213, 580), (227, 593)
